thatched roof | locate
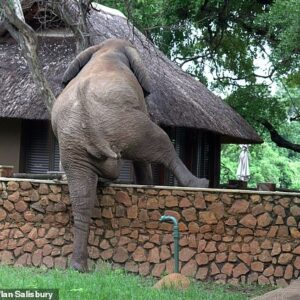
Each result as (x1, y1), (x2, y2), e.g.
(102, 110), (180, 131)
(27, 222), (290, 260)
(0, 3), (262, 144)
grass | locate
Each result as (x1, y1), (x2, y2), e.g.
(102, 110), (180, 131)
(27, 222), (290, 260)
(0, 264), (274, 300)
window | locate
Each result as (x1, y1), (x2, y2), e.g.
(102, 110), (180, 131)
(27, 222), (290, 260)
(21, 120), (59, 173)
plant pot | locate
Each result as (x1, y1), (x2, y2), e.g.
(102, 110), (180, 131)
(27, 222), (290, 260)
(228, 180), (248, 189)
(257, 182), (276, 191)
(0, 165), (14, 177)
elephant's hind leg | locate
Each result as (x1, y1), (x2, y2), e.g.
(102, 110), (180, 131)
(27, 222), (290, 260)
(63, 163), (98, 272)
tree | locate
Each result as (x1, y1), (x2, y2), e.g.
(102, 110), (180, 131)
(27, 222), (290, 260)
(101, 0), (300, 152)
(0, 0), (92, 112)
(1, 0), (55, 111)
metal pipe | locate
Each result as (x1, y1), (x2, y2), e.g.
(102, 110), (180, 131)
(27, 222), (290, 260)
(13, 173), (64, 180)
(159, 215), (180, 273)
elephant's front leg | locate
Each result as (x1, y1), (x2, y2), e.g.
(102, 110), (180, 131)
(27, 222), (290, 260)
(64, 166), (98, 272)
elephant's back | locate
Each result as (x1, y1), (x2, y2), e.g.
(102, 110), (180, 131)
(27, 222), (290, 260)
(75, 70), (147, 114)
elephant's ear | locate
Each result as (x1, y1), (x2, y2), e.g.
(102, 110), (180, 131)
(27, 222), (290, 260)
(124, 46), (151, 97)
(62, 44), (102, 87)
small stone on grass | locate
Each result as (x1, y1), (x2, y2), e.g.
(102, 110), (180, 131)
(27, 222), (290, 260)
(153, 273), (190, 289)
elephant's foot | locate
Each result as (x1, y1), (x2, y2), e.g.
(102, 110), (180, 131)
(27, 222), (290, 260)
(70, 258), (88, 272)
(186, 177), (209, 188)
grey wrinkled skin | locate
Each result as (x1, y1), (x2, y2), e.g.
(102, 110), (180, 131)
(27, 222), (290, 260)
(51, 38), (209, 272)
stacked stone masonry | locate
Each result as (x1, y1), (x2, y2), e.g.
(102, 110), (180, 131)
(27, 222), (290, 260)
(0, 179), (300, 285)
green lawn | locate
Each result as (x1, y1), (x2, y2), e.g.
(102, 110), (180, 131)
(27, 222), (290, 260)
(0, 265), (273, 300)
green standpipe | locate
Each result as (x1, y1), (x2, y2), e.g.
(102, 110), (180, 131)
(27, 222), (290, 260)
(159, 215), (180, 273)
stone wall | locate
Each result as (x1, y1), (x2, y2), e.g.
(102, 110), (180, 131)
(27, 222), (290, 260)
(1, 179), (300, 286)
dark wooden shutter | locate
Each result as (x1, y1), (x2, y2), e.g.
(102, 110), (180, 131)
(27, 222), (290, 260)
(151, 163), (162, 185)
(117, 160), (135, 183)
(196, 131), (209, 178)
(24, 121), (50, 173)
(207, 133), (221, 187)
(165, 127), (175, 186)
(22, 120), (60, 174)
(159, 127), (212, 186)
(174, 127), (187, 185)
(51, 139), (60, 172)
(162, 127), (188, 186)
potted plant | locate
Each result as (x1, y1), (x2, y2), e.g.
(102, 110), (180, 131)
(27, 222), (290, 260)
(257, 182), (276, 191)
(0, 165), (14, 177)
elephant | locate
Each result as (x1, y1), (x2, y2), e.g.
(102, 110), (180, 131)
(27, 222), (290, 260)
(51, 38), (209, 272)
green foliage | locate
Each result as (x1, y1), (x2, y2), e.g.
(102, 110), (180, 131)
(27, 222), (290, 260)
(221, 142), (300, 189)
(99, 0), (299, 107)
(226, 84), (286, 126)
(0, 0), (15, 11)
(222, 87), (300, 189)
(100, 0), (299, 84)
(256, 0), (300, 82)
(0, 265), (273, 299)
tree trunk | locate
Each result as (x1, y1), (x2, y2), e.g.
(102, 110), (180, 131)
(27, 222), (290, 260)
(49, 0), (91, 53)
(2, 0), (56, 112)
(262, 120), (300, 153)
